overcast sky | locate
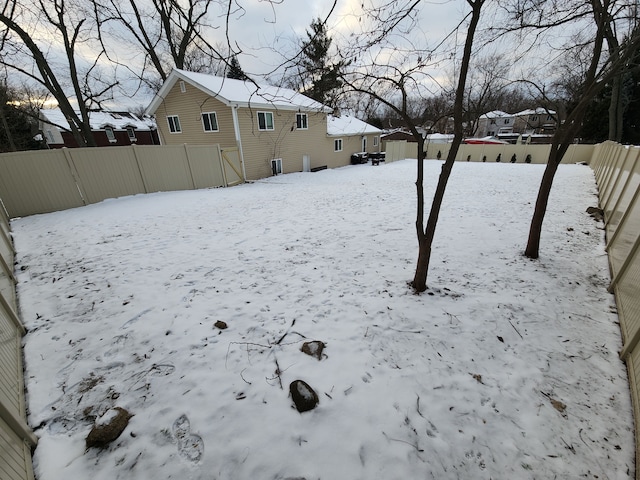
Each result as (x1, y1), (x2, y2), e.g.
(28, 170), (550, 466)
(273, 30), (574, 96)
(210, 0), (464, 78)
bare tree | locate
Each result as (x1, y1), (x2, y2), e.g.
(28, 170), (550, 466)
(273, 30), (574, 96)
(516, 0), (640, 258)
(92, 0), (230, 93)
(0, 0), (118, 146)
(340, 0), (487, 292)
(463, 53), (512, 135)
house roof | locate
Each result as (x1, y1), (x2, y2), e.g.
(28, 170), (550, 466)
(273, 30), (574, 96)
(514, 108), (556, 116)
(40, 108), (156, 131)
(479, 110), (511, 119)
(146, 69), (332, 115)
(327, 114), (381, 136)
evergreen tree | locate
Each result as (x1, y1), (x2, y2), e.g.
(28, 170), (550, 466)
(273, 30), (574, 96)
(0, 83), (42, 152)
(226, 55), (247, 81)
(299, 19), (347, 107)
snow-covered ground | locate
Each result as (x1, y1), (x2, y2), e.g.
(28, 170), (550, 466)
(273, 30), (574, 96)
(12, 159), (634, 479)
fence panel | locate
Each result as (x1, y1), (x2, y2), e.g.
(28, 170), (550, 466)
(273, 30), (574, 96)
(220, 147), (243, 186)
(133, 145), (195, 193)
(68, 147), (147, 204)
(0, 417), (33, 480)
(590, 141), (640, 479)
(0, 150), (85, 218)
(383, 140), (407, 163)
(0, 206), (35, 480)
(0, 145), (235, 219)
(185, 145), (227, 189)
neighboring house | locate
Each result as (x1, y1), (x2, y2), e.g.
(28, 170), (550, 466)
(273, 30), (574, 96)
(475, 110), (514, 138)
(512, 108), (557, 135)
(474, 108), (557, 143)
(39, 108), (158, 148)
(327, 114), (382, 158)
(146, 69), (381, 180)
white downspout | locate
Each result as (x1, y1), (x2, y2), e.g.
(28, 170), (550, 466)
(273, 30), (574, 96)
(232, 105), (247, 181)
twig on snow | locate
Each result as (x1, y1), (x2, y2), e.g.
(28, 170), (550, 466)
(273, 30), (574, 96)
(382, 431), (424, 452)
(416, 395), (425, 418)
(509, 320), (524, 339)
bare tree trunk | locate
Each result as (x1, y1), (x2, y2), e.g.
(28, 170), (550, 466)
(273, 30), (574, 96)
(411, 0), (484, 292)
(608, 74), (623, 142)
(524, 149), (561, 258)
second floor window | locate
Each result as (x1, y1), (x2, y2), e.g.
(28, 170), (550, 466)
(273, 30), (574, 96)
(167, 115), (181, 133)
(258, 111), (274, 131)
(126, 127), (136, 140)
(296, 113), (308, 130)
(202, 112), (219, 132)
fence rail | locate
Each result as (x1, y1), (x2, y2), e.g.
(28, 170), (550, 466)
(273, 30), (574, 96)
(0, 144), (238, 218)
(590, 141), (640, 478)
(382, 140), (595, 165)
(0, 202), (36, 480)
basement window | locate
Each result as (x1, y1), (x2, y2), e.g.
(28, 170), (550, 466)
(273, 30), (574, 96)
(271, 158), (282, 176)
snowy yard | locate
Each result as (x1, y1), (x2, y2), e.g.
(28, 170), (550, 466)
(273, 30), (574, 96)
(12, 159), (634, 479)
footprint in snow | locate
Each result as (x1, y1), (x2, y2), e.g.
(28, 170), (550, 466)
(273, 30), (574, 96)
(172, 414), (204, 463)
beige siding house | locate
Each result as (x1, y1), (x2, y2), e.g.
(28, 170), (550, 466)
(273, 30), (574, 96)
(326, 114), (382, 166)
(147, 69), (345, 180)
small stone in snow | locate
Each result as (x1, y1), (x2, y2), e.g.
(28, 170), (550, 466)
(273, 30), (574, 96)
(301, 341), (325, 360)
(214, 320), (228, 330)
(86, 407), (132, 449)
(290, 380), (319, 412)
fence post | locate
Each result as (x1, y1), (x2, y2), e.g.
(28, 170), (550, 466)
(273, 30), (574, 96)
(61, 148), (88, 205)
(131, 144), (150, 194)
(605, 149), (640, 238)
(183, 144), (197, 190)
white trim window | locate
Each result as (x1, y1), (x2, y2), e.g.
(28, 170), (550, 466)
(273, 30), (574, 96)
(167, 115), (181, 133)
(258, 111), (274, 131)
(202, 112), (219, 132)
(271, 158), (283, 175)
(334, 138), (343, 152)
(126, 127), (136, 141)
(373, 136), (379, 147)
(105, 126), (117, 143)
(296, 113), (308, 130)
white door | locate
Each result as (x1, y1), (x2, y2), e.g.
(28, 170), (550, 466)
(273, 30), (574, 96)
(302, 155), (310, 172)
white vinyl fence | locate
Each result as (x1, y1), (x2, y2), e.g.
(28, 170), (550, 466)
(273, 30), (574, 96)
(1, 140), (639, 480)
(0, 203), (36, 480)
(0, 144), (241, 218)
(383, 140), (595, 165)
(590, 141), (640, 477)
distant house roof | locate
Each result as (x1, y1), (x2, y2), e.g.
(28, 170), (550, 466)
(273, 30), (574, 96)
(381, 130), (417, 142)
(327, 114), (381, 136)
(514, 108), (556, 116)
(146, 69), (332, 115)
(427, 133), (454, 143)
(40, 108), (156, 131)
(480, 110), (511, 119)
